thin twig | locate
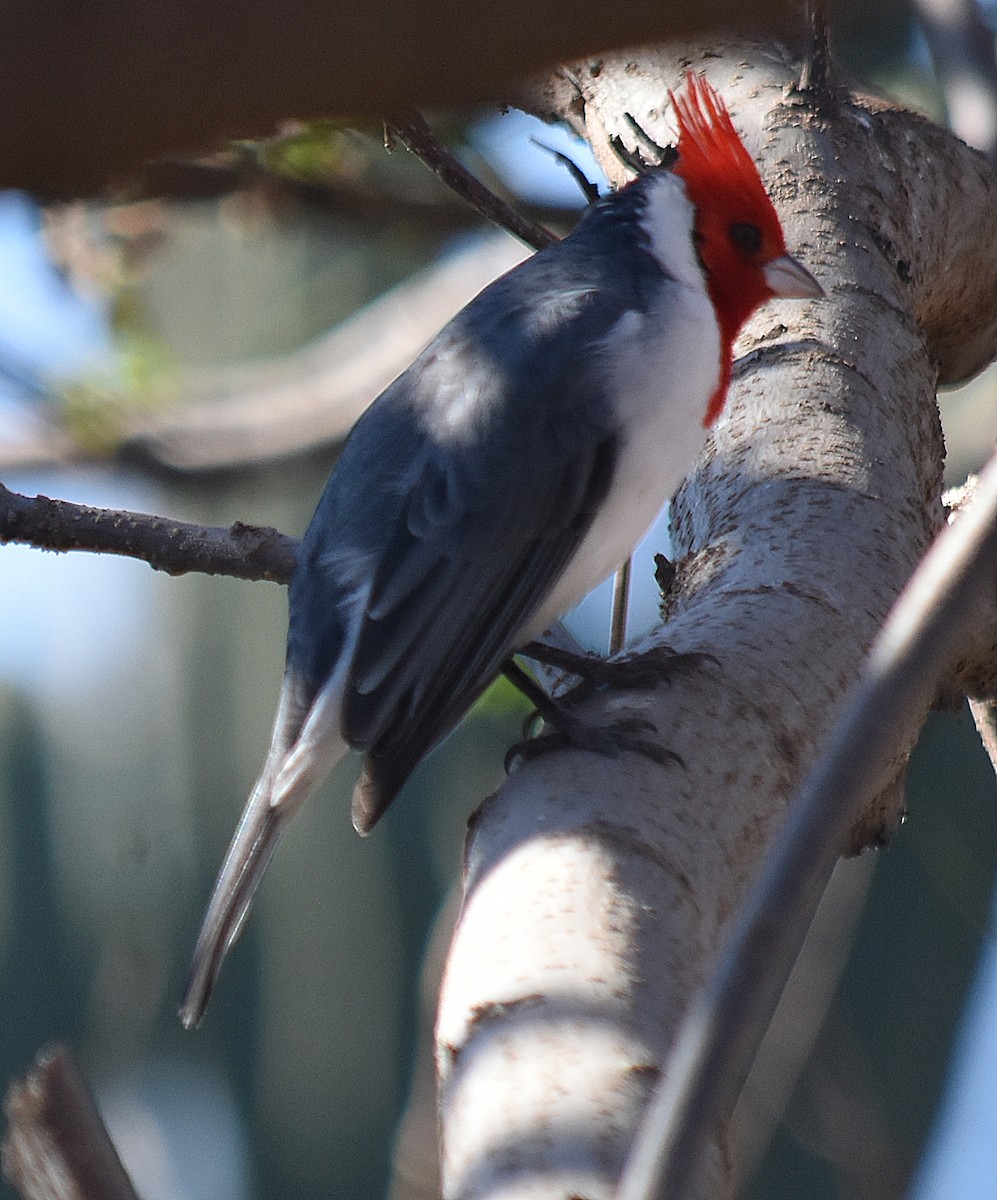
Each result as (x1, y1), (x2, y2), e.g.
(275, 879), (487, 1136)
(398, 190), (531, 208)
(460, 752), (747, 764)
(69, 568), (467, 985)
(616, 447), (997, 1200)
(0, 483), (297, 582)
(799, 0), (836, 100)
(610, 558), (631, 654)
(386, 110), (559, 251)
(2, 1044), (141, 1200)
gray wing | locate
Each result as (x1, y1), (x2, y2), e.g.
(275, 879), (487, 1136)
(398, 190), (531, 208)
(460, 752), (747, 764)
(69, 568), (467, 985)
(288, 261), (639, 831)
(345, 424), (617, 831)
(355, 304), (629, 827)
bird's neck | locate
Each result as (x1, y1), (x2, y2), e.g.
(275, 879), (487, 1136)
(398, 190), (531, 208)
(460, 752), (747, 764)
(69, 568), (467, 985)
(703, 351), (731, 427)
(702, 271), (768, 427)
(701, 299), (744, 427)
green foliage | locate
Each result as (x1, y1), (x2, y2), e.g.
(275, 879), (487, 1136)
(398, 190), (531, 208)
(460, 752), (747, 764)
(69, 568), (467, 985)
(57, 332), (178, 453)
(254, 120), (379, 185)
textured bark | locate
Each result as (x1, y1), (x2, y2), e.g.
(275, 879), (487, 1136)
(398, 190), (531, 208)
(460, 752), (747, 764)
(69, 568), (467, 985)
(436, 43), (997, 1200)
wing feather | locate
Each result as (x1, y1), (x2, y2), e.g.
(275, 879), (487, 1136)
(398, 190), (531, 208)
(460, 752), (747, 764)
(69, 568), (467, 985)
(346, 432), (616, 831)
(287, 235), (661, 829)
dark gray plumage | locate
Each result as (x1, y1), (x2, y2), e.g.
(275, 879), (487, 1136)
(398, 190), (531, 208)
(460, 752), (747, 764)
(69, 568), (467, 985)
(180, 125), (829, 1027)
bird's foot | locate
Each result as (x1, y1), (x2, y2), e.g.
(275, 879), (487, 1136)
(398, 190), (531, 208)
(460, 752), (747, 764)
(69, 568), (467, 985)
(520, 640), (717, 700)
(502, 643), (715, 773)
(505, 705), (681, 773)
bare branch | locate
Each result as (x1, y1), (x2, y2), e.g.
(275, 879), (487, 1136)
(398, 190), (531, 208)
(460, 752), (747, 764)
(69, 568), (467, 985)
(0, 483), (297, 583)
(616, 444), (997, 1200)
(2, 1045), (140, 1200)
(387, 111), (559, 250)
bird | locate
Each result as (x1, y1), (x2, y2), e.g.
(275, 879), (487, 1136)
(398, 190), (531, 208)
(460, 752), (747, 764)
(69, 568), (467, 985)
(179, 73), (823, 1028)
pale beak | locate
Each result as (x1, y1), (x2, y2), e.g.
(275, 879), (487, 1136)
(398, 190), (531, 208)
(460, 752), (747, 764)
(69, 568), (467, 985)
(763, 254), (824, 299)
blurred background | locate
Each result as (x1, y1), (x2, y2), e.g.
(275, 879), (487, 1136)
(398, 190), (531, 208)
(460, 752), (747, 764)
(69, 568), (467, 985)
(2, 4), (997, 1198)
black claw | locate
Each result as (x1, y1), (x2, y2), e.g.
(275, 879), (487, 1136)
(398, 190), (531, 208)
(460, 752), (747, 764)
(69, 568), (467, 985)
(652, 649), (721, 678)
(505, 709), (682, 773)
(520, 641), (719, 692)
(502, 643), (708, 775)
(654, 553), (676, 596)
(602, 714), (656, 737)
(506, 729), (573, 768)
(628, 740), (685, 769)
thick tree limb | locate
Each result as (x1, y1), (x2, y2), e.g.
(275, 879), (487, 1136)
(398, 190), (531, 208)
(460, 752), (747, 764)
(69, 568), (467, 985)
(0, 483), (297, 582)
(3, 0), (820, 197)
(2, 1045), (140, 1200)
(617, 445), (997, 1200)
(435, 42), (997, 1200)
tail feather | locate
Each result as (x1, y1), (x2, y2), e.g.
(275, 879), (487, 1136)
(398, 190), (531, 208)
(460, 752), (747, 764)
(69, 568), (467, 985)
(180, 668), (347, 1028)
(179, 771), (290, 1028)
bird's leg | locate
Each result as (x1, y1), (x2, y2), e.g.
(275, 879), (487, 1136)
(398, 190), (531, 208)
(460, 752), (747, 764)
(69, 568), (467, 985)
(500, 659), (682, 772)
(519, 639), (717, 696)
(502, 659), (561, 719)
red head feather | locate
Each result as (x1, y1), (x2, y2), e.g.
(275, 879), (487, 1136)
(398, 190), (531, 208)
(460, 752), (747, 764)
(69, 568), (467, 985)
(669, 73), (807, 424)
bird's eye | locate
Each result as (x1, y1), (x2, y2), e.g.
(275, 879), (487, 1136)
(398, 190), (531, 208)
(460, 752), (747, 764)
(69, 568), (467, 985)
(729, 222), (763, 254)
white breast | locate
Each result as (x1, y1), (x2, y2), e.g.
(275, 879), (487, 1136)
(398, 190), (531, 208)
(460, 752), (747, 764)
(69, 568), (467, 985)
(525, 272), (721, 640)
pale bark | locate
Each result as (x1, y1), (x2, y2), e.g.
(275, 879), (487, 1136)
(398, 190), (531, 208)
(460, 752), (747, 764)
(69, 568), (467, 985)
(435, 43), (997, 1200)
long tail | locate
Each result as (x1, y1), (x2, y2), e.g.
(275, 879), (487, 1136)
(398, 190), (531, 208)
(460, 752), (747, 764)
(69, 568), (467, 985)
(179, 770), (290, 1028)
(180, 670), (348, 1029)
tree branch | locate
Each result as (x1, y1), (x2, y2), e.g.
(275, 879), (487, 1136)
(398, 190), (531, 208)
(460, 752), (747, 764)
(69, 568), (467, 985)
(1, 233), (529, 474)
(0, 483), (297, 582)
(435, 41), (997, 1200)
(617, 443), (997, 1200)
(2, 1045), (140, 1200)
(2, 0), (817, 197)
(386, 110), (558, 250)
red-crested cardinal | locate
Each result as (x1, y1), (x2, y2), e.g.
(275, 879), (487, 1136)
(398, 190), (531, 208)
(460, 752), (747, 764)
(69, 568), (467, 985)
(180, 74), (822, 1027)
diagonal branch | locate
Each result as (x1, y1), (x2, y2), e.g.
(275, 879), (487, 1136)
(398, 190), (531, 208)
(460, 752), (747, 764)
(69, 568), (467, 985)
(435, 41), (997, 1200)
(1, 233), (530, 475)
(386, 110), (559, 250)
